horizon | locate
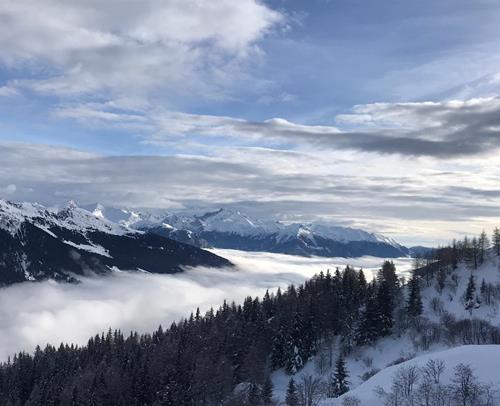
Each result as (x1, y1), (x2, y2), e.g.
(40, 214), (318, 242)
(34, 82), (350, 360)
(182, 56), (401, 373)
(1, 196), (492, 248)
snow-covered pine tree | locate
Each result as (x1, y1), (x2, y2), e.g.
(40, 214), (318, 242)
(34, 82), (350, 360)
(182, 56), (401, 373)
(328, 354), (349, 397)
(286, 345), (304, 375)
(285, 312), (306, 374)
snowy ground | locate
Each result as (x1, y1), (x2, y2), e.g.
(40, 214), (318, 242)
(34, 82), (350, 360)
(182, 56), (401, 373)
(0, 250), (411, 361)
(272, 255), (500, 405)
(334, 345), (500, 405)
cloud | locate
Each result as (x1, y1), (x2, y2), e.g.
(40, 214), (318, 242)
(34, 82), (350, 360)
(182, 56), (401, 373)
(0, 249), (412, 361)
(53, 96), (500, 158)
(0, 0), (285, 102)
(0, 86), (18, 97)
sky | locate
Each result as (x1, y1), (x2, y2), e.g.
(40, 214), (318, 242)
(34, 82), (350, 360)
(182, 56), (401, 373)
(1, 0), (500, 245)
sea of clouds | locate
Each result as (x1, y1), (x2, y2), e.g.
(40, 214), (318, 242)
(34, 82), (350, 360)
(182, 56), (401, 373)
(0, 249), (413, 360)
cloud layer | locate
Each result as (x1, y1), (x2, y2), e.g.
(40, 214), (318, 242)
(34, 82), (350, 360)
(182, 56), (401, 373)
(0, 250), (413, 361)
(51, 96), (500, 158)
(0, 0), (284, 103)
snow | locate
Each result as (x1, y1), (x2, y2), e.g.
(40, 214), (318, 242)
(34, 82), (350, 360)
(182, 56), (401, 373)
(422, 256), (500, 325)
(56, 202), (128, 235)
(201, 209), (277, 235)
(89, 204), (405, 248)
(63, 240), (112, 258)
(333, 345), (500, 405)
(0, 199), (131, 238)
(0, 199), (45, 235)
(35, 224), (57, 238)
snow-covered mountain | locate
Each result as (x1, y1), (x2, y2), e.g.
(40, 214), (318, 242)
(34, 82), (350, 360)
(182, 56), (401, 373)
(0, 200), (231, 285)
(86, 205), (411, 258)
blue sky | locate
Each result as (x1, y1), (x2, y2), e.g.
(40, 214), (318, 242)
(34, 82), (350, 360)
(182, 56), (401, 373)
(1, 0), (500, 245)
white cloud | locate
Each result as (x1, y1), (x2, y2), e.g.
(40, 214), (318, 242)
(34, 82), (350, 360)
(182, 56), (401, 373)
(0, 86), (18, 97)
(0, 0), (285, 101)
(0, 249), (412, 361)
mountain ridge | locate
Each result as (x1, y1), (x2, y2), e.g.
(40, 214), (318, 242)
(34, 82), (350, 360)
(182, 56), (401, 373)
(85, 203), (419, 258)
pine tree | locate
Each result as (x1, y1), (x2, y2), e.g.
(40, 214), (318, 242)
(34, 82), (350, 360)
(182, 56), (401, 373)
(471, 237), (479, 269)
(437, 266), (446, 293)
(285, 312), (305, 374)
(357, 269), (367, 299)
(464, 274), (476, 311)
(285, 378), (298, 406)
(376, 280), (394, 335)
(329, 354), (349, 397)
(406, 273), (423, 319)
(261, 376), (274, 405)
(481, 278), (487, 296)
(379, 261), (399, 296)
(286, 345), (303, 375)
(493, 227), (500, 256)
(356, 295), (381, 345)
(271, 328), (288, 369)
(478, 230), (489, 264)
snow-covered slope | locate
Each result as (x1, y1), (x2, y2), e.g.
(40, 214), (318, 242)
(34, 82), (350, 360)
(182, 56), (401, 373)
(334, 345), (500, 405)
(0, 199), (127, 237)
(0, 199), (231, 285)
(272, 253), (500, 405)
(86, 205), (409, 258)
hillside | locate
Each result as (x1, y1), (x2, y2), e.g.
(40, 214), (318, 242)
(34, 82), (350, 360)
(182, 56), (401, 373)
(335, 345), (500, 405)
(271, 245), (500, 405)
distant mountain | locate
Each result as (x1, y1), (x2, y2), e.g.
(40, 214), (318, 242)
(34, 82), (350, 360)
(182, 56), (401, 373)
(409, 245), (434, 257)
(0, 200), (231, 285)
(88, 205), (410, 258)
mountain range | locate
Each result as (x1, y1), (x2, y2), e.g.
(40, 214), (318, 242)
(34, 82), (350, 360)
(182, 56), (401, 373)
(0, 199), (428, 285)
(87, 204), (419, 258)
(0, 200), (231, 285)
